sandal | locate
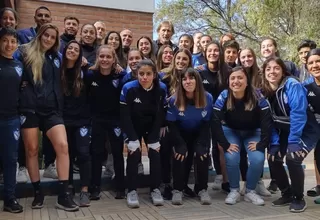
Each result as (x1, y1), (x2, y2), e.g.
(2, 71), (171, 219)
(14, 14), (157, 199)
(307, 186), (320, 197)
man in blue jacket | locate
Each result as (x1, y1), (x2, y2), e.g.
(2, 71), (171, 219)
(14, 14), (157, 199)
(17, 6), (52, 44)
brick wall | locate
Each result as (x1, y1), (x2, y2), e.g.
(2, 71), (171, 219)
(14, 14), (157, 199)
(15, 0), (154, 47)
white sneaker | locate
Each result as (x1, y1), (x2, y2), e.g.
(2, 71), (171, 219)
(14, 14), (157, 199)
(16, 166), (29, 183)
(225, 190), (240, 205)
(150, 188), (164, 206)
(255, 180), (272, 197)
(240, 182), (246, 196)
(138, 163), (144, 175)
(244, 190), (265, 206)
(43, 163), (58, 179)
(212, 175), (222, 190)
(198, 189), (212, 205)
(127, 190), (139, 208)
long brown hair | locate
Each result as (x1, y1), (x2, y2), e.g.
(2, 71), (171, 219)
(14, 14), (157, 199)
(156, 44), (173, 72)
(61, 40), (83, 97)
(261, 57), (290, 97)
(174, 68), (207, 111)
(239, 48), (262, 88)
(24, 23), (59, 84)
(137, 36), (156, 64)
(226, 66), (258, 111)
(89, 45), (118, 71)
(162, 48), (192, 95)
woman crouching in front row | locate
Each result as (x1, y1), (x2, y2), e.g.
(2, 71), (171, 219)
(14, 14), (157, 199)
(166, 68), (213, 205)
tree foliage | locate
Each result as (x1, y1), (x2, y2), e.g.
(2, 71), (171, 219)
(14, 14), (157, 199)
(154, 0), (320, 62)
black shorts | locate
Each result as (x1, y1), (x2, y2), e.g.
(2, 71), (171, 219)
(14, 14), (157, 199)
(20, 111), (64, 134)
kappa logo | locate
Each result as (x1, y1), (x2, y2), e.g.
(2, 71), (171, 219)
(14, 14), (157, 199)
(202, 79), (210, 84)
(20, 115), (26, 125)
(13, 129), (20, 141)
(178, 112), (185, 116)
(15, 66), (23, 77)
(114, 127), (122, 137)
(91, 81), (99, 87)
(134, 98), (142, 103)
(308, 91), (316, 97)
(80, 127), (88, 137)
(27, 36), (33, 40)
(202, 110), (207, 118)
(54, 58), (60, 68)
(112, 79), (119, 88)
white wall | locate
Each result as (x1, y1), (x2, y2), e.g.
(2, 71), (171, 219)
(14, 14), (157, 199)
(42, 0), (155, 13)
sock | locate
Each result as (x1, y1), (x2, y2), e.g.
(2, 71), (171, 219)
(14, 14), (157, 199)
(58, 180), (69, 195)
(32, 181), (41, 192)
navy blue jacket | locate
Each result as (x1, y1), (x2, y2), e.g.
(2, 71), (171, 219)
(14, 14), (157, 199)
(120, 80), (167, 144)
(192, 53), (206, 68)
(166, 92), (213, 151)
(14, 48), (63, 114)
(17, 27), (37, 45)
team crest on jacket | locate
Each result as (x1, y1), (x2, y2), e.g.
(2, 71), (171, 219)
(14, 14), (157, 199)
(112, 79), (119, 88)
(20, 115), (26, 125)
(15, 66), (23, 77)
(80, 127), (88, 137)
(54, 58), (60, 68)
(202, 110), (207, 118)
(114, 127), (121, 137)
(13, 129), (20, 141)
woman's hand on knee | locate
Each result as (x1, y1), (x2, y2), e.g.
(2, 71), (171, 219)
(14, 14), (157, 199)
(248, 142), (258, 151)
(226, 144), (239, 154)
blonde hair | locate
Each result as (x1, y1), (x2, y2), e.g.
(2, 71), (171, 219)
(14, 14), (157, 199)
(89, 45), (118, 71)
(24, 23), (59, 83)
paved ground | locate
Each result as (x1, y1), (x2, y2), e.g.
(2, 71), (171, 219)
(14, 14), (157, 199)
(1, 152), (319, 220)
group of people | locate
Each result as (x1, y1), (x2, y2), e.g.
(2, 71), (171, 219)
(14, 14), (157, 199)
(0, 4), (320, 216)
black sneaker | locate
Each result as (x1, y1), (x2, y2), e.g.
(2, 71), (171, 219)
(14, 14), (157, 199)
(272, 196), (293, 206)
(183, 186), (196, 198)
(32, 190), (44, 209)
(90, 186), (101, 200)
(163, 185), (173, 200)
(221, 182), (230, 193)
(56, 192), (79, 211)
(115, 191), (125, 199)
(267, 180), (278, 194)
(3, 198), (23, 213)
(289, 198), (307, 213)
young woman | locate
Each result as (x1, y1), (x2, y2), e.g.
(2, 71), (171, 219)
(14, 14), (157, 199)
(0, 7), (18, 29)
(79, 23), (97, 66)
(198, 41), (230, 193)
(178, 34), (194, 52)
(239, 48), (261, 88)
(223, 40), (239, 68)
(161, 48), (192, 95)
(104, 31), (126, 68)
(260, 37), (300, 77)
(60, 40), (92, 207)
(167, 68), (212, 205)
(213, 66), (274, 206)
(120, 60), (167, 208)
(137, 36), (156, 64)
(219, 33), (235, 47)
(192, 35), (212, 68)
(262, 57), (319, 213)
(238, 48), (271, 197)
(156, 45), (173, 72)
(14, 23), (78, 211)
(192, 32), (203, 55)
(303, 48), (320, 204)
(87, 45), (126, 200)
(0, 28), (23, 213)
(120, 49), (144, 175)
